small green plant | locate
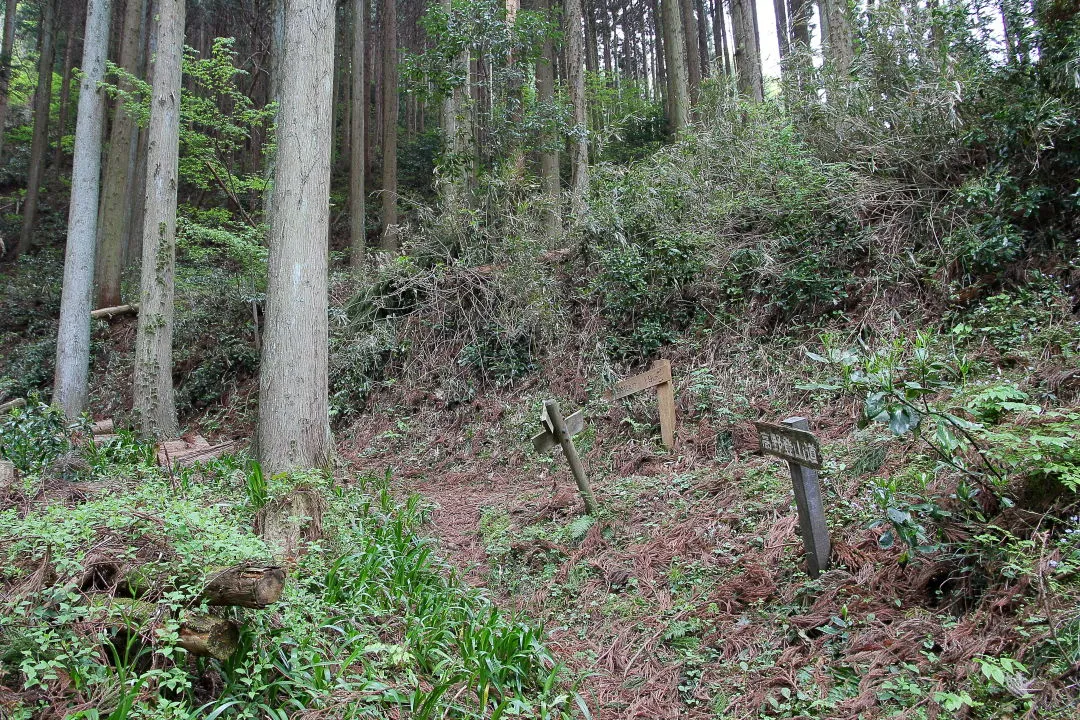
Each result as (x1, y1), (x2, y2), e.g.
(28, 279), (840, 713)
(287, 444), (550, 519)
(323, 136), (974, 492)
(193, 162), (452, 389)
(0, 395), (76, 473)
(244, 459), (268, 510)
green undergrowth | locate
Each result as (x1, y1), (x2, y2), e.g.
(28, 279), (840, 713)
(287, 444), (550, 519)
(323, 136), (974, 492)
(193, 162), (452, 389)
(0, 407), (581, 719)
(466, 320), (1080, 718)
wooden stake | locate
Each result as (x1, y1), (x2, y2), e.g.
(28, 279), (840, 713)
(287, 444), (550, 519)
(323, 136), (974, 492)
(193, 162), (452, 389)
(544, 399), (598, 515)
(783, 417), (831, 579)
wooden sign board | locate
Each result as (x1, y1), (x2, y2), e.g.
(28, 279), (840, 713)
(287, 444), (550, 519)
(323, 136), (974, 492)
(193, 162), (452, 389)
(754, 417), (830, 578)
(607, 359), (676, 449)
(753, 421), (822, 469)
(532, 408), (584, 454)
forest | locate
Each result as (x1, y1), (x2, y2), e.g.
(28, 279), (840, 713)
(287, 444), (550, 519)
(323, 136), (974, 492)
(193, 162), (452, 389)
(0, 0), (1079, 717)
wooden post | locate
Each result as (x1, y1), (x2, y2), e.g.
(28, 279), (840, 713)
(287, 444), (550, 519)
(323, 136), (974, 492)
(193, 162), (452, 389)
(783, 417), (830, 578)
(609, 359), (677, 449)
(655, 360), (676, 449)
(544, 399), (598, 515)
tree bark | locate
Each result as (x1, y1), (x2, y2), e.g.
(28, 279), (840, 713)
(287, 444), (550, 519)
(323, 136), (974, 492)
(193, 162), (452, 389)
(773, 0), (789, 59)
(0, 0), (17, 168)
(378, 0), (398, 250)
(537, 0), (559, 237)
(820, 0), (853, 75)
(438, 0), (471, 214)
(53, 0), (111, 420)
(712, 0), (730, 76)
(660, 0), (689, 132)
(679, 0), (701, 102)
(93, 598), (240, 661)
(257, 0), (333, 475)
(96, 0), (147, 309)
(350, 0), (366, 267)
(51, 5), (81, 179)
(694, 0), (709, 78)
(565, 0), (588, 219)
(598, 0), (612, 75)
(729, 0), (762, 101)
(133, 0), (183, 438)
(17, 0), (58, 256)
(583, 0), (599, 75)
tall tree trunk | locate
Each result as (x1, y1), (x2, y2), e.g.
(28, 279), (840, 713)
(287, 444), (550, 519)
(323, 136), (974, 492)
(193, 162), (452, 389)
(730, 0), (762, 101)
(712, 0), (730, 76)
(17, 0), (58, 256)
(660, 0), (689, 132)
(679, 0), (701, 102)
(133, 0), (183, 438)
(0, 0), (17, 169)
(650, 0), (668, 114)
(96, 0), (146, 308)
(52, 5), (81, 179)
(53, 0), (111, 419)
(694, 0), (709, 78)
(124, 0), (151, 269)
(565, 0), (588, 218)
(439, 0), (470, 212)
(788, 0), (809, 48)
(537, 0), (559, 237)
(820, 0), (853, 75)
(773, 0), (788, 58)
(379, 0), (397, 249)
(349, 0), (366, 267)
(786, 0), (812, 95)
(583, 0), (599, 75)
(599, 0), (613, 74)
(258, 0), (334, 475)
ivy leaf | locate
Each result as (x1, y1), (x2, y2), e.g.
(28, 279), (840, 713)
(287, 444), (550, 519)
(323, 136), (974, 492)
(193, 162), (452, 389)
(888, 406), (920, 435)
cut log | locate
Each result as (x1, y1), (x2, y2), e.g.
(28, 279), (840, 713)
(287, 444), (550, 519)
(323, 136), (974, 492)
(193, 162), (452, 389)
(0, 398), (26, 413)
(177, 612), (240, 661)
(169, 441), (237, 466)
(90, 303), (139, 320)
(91, 419), (114, 435)
(200, 565), (286, 608)
(91, 597), (239, 661)
(156, 437), (237, 467)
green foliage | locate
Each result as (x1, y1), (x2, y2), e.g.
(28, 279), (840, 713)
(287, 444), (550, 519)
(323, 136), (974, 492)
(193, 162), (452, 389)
(0, 409), (580, 718)
(406, 0), (561, 182)
(0, 395), (74, 473)
(588, 101), (864, 358)
(105, 37), (275, 223)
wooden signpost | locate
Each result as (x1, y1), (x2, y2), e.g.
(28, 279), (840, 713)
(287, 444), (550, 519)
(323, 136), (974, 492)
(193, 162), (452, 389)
(753, 417), (831, 579)
(608, 359), (676, 449)
(531, 399), (598, 515)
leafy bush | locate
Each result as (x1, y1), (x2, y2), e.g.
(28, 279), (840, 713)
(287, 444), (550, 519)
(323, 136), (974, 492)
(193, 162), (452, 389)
(587, 100), (865, 358)
(0, 396), (75, 473)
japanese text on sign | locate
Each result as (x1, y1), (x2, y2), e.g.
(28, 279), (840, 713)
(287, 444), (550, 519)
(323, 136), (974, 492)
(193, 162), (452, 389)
(753, 421), (823, 469)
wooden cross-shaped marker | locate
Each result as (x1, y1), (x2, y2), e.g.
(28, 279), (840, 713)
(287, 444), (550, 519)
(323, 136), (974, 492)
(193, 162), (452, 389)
(608, 359), (677, 449)
(531, 399), (597, 515)
(753, 417), (831, 579)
